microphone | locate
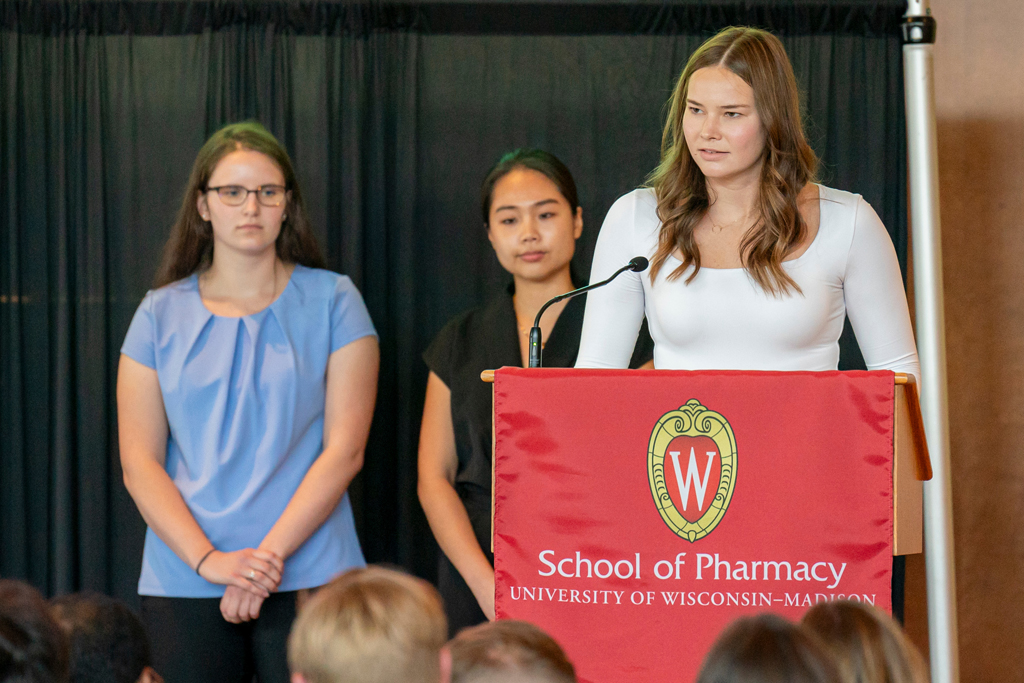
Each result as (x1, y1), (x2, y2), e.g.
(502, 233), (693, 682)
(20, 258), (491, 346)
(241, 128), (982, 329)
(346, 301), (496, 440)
(528, 256), (649, 368)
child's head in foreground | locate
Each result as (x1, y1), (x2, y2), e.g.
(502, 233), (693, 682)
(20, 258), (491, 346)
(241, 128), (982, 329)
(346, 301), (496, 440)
(447, 619), (577, 683)
(287, 566), (448, 683)
(49, 592), (160, 683)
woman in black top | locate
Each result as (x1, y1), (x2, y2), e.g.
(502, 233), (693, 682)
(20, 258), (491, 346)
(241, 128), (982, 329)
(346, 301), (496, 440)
(417, 150), (653, 635)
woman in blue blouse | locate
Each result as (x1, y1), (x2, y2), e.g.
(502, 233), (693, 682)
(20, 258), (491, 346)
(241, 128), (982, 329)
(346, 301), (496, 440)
(117, 122), (379, 683)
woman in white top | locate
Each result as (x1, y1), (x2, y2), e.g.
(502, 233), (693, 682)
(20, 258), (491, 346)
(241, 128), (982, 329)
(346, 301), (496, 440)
(576, 26), (919, 382)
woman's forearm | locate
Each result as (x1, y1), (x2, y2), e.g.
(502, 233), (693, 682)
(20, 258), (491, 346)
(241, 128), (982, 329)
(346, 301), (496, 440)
(118, 355), (214, 570)
(122, 457), (214, 570)
(118, 354), (279, 595)
(418, 474), (494, 597)
(258, 446), (363, 560)
(259, 336), (378, 561)
(417, 370), (493, 611)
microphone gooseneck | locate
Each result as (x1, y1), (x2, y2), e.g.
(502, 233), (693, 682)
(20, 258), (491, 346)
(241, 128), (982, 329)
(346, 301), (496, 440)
(527, 256), (649, 368)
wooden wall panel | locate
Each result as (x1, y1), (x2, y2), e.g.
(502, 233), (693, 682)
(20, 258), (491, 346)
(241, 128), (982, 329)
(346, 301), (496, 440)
(904, 3), (1024, 681)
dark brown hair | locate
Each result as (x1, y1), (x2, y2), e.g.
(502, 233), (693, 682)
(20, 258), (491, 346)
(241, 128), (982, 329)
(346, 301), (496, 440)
(0, 580), (69, 683)
(802, 600), (929, 683)
(449, 620), (576, 683)
(480, 149), (579, 225)
(648, 26), (818, 295)
(696, 613), (840, 683)
(154, 121), (325, 287)
(50, 592), (152, 683)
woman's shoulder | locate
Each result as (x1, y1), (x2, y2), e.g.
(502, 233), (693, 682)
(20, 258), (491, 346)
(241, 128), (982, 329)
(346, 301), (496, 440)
(601, 187), (661, 246)
(121, 276), (201, 364)
(816, 184), (866, 212)
(814, 184), (889, 260)
(289, 264), (355, 289)
(287, 265), (365, 304)
(138, 275), (199, 316)
(816, 184), (873, 233)
(288, 265), (376, 341)
(435, 290), (509, 345)
(425, 288), (511, 365)
(817, 184), (887, 230)
(608, 187), (659, 221)
(618, 185), (658, 205)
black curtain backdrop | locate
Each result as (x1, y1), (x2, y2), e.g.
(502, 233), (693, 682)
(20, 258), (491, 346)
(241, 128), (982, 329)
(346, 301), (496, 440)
(0, 1), (907, 607)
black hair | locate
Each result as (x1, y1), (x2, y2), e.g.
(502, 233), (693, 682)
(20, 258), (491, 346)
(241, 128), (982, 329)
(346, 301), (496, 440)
(49, 593), (151, 683)
(480, 149), (580, 225)
(0, 580), (69, 683)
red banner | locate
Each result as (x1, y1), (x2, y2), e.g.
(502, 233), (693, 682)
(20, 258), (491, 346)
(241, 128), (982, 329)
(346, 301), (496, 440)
(492, 369), (895, 683)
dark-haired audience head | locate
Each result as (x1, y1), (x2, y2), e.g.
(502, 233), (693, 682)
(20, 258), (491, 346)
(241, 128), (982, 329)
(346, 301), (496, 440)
(288, 566), (448, 683)
(480, 149), (580, 227)
(0, 580), (69, 683)
(49, 593), (160, 683)
(696, 613), (840, 683)
(802, 600), (928, 683)
(448, 620), (577, 683)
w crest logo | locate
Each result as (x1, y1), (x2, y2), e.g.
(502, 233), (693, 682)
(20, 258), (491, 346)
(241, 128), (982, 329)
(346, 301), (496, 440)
(648, 400), (737, 542)
(670, 447), (717, 513)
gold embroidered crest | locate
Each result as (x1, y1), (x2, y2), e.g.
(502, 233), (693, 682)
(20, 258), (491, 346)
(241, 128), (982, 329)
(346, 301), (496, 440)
(648, 399), (737, 542)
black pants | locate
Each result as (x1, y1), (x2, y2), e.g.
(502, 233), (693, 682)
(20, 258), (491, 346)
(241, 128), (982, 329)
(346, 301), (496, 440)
(141, 591), (298, 683)
(892, 555), (906, 624)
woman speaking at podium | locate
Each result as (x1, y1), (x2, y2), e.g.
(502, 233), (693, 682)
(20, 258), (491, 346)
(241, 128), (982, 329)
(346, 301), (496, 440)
(575, 26), (920, 384)
(418, 150), (653, 635)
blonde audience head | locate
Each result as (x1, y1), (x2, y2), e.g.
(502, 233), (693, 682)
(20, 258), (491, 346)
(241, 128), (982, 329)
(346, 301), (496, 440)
(696, 613), (840, 683)
(802, 600), (928, 683)
(287, 566), (448, 683)
(448, 620), (576, 683)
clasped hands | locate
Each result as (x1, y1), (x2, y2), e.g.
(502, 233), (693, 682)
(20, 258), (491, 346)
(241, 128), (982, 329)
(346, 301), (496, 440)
(197, 548), (285, 624)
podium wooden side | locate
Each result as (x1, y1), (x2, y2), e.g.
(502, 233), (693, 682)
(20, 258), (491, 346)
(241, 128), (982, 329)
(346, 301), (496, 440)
(893, 374), (932, 555)
(483, 369), (931, 557)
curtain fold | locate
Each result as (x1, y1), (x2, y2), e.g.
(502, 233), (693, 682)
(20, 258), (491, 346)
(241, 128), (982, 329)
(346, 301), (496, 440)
(0, 1), (907, 604)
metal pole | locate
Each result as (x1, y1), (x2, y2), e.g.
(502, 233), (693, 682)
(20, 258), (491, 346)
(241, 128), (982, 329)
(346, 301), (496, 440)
(902, 3), (960, 682)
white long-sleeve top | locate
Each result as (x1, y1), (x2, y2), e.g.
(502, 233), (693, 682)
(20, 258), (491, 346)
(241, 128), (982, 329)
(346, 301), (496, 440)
(576, 185), (920, 382)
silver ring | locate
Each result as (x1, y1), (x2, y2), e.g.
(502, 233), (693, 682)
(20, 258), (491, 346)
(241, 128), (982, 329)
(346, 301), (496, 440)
(248, 570), (256, 580)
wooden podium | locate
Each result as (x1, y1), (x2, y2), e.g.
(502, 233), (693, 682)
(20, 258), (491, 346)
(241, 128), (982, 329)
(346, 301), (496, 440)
(481, 368), (931, 683)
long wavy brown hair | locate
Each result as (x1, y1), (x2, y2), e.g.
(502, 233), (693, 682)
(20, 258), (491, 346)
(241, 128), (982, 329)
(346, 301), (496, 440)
(154, 121), (325, 288)
(648, 27), (818, 295)
(802, 600), (929, 683)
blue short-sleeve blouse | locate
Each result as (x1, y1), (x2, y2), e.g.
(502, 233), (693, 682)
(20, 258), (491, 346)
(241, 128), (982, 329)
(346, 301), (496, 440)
(121, 265), (376, 597)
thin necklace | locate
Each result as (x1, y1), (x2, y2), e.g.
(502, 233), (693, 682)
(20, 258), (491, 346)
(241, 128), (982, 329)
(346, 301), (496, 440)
(709, 217), (751, 233)
(708, 208), (758, 233)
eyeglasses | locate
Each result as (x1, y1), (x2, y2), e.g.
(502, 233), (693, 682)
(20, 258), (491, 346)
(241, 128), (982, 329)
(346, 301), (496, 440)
(206, 185), (287, 207)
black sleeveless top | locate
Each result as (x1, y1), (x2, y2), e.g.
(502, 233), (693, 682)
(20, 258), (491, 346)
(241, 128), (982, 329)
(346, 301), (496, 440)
(423, 281), (654, 554)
